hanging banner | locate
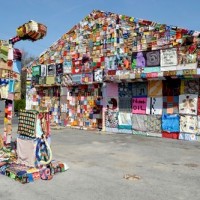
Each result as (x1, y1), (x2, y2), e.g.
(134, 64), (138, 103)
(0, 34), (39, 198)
(160, 48), (178, 67)
(132, 97), (147, 114)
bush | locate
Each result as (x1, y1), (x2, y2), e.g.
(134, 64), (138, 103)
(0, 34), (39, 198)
(14, 99), (26, 113)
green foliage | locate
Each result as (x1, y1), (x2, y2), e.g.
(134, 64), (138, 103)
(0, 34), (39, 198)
(14, 99), (26, 112)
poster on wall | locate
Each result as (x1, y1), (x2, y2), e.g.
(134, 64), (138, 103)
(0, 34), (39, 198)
(132, 114), (148, 131)
(148, 80), (162, 97)
(131, 52), (146, 68)
(71, 74), (82, 84)
(132, 82), (147, 97)
(118, 70), (130, 80)
(146, 115), (162, 132)
(146, 50), (160, 67)
(40, 65), (47, 77)
(163, 79), (180, 96)
(180, 115), (198, 134)
(13, 60), (22, 74)
(81, 73), (93, 83)
(179, 94), (198, 115)
(163, 96), (179, 114)
(119, 83), (133, 98)
(63, 59), (72, 74)
(143, 67), (160, 73)
(47, 64), (56, 76)
(94, 69), (103, 82)
(56, 63), (63, 76)
(180, 79), (199, 94)
(82, 54), (92, 72)
(106, 83), (118, 97)
(132, 97), (147, 114)
(119, 97), (132, 112)
(146, 97), (163, 115)
(118, 112), (132, 129)
(179, 133), (197, 141)
(72, 60), (82, 74)
(61, 74), (73, 86)
(198, 98), (200, 115)
(32, 65), (41, 77)
(106, 97), (118, 111)
(161, 114), (180, 132)
(160, 48), (178, 67)
(177, 46), (197, 70)
(105, 111), (118, 128)
(105, 56), (117, 70)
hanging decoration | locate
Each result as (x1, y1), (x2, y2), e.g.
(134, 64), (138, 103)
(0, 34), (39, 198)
(16, 20), (47, 42)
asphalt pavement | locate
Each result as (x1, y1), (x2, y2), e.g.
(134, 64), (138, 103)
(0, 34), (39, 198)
(0, 125), (200, 200)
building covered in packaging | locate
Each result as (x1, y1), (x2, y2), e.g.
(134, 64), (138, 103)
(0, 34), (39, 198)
(27, 10), (200, 141)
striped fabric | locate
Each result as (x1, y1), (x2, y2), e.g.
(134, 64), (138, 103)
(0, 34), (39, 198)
(148, 80), (162, 97)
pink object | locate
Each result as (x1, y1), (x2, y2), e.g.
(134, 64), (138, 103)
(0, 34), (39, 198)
(106, 83), (118, 97)
(132, 97), (147, 114)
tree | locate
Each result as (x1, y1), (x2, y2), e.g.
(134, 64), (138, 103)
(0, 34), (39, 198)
(21, 50), (36, 99)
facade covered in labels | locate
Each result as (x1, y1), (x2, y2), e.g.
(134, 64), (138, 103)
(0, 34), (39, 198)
(0, 40), (22, 144)
(27, 10), (200, 141)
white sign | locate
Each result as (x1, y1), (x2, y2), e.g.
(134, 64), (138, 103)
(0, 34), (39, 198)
(161, 48), (178, 67)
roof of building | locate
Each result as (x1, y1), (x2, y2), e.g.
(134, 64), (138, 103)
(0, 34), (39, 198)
(29, 9), (200, 67)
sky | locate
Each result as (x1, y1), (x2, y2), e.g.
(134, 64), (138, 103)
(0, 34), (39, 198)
(0, 0), (200, 58)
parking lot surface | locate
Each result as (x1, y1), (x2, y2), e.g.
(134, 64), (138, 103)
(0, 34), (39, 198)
(0, 125), (200, 200)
